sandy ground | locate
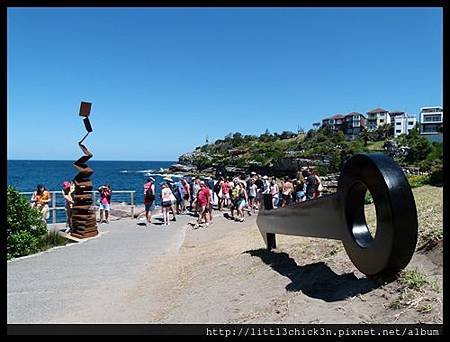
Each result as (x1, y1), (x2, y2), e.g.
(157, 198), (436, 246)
(134, 185), (443, 324)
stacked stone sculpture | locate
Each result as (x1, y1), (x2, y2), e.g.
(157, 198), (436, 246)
(70, 101), (98, 238)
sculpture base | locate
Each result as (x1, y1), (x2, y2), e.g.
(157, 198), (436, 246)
(71, 230), (99, 239)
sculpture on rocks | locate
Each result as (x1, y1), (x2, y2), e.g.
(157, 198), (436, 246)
(257, 153), (418, 276)
(70, 101), (98, 238)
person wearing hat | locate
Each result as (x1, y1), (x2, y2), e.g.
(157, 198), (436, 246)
(62, 181), (74, 232)
(144, 177), (156, 225)
(165, 179), (178, 222)
(247, 178), (257, 214)
(160, 183), (174, 226)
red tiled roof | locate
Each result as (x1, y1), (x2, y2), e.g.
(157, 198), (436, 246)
(329, 114), (345, 119)
(389, 111), (404, 116)
(345, 112), (362, 117)
(367, 107), (388, 114)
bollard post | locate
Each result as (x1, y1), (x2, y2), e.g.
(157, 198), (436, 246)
(130, 191), (135, 219)
(52, 191), (56, 224)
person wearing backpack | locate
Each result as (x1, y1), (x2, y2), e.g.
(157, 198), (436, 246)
(144, 177), (156, 225)
(229, 182), (239, 220)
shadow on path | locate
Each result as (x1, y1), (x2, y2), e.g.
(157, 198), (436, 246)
(244, 249), (394, 302)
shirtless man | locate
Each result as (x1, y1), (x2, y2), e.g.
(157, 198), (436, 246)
(282, 176), (294, 207)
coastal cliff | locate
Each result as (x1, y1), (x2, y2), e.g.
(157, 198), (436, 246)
(175, 126), (443, 179)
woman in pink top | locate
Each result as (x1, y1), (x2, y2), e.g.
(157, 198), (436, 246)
(98, 184), (112, 223)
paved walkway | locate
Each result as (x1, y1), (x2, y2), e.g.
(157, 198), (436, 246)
(7, 213), (193, 323)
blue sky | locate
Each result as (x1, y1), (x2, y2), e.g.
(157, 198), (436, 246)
(7, 7), (443, 161)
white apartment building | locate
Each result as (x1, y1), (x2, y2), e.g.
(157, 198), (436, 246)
(394, 113), (417, 137)
(419, 106), (443, 143)
(420, 106), (443, 134)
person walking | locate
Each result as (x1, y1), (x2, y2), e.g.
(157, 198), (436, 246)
(254, 174), (264, 210)
(98, 184), (111, 223)
(160, 183), (174, 226)
(31, 184), (51, 222)
(181, 178), (190, 214)
(165, 178), (178, 222)
(305, 170), (318, 201)
(171, 179), (183, 215)
(270, 179), (280, 209)
(296, 173), (307, 202)
(143, 177), (156, 225)
(236, 181), (248, 222)
(197, 181), (211, 226)
(220, 178), (231, 210)
(62, 181), (74, 232)
(247, 178), (257, 214)
(191, 177), (201, 214)
(313, 170), (323, 198)
(282, 176), (294, 207)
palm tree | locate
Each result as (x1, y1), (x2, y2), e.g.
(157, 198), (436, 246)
(359, 127), (370, 146)
(375, 124), (392, 140)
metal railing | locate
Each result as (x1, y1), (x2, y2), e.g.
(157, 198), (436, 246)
(19, 190), (136, 224)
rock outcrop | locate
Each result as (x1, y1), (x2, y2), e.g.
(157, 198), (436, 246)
(169, 164), (197, 173)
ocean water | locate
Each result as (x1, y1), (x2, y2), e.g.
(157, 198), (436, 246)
(7, 160), (177, 223)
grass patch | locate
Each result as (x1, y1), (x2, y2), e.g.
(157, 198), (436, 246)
(39, 231), (72, 252)
(429, 279), (441, 293)
(399, 268), (428, 291)
(386, 288), (415, 310)
(417, 303), (433, 314)
(366, 141), (385, 151)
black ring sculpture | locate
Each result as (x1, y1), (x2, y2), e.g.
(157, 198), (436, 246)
(70, 101), (98, 239)
(256, 153), (418, 276)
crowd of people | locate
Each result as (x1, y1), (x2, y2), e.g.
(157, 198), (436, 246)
(29, 168), (323, 231)
(141, 168), (323, 227)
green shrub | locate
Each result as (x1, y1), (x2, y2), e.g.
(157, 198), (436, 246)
(7, 186), (47, 259)
(406, 175), (430, 188)
(428, 164), (443, 186)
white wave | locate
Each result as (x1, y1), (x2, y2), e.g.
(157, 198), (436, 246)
(144, 173), (184, 179)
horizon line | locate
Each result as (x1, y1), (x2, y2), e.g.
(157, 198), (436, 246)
(7, 159), (178, 162)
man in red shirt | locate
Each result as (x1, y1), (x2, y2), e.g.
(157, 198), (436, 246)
(197, 181), (211, 226)
(220, 179), (230, 210)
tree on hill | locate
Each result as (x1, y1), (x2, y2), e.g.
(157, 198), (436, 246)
(395, 127), (432, 165)
(280, 131), (296, 139)
(375, 124), (393, 141)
